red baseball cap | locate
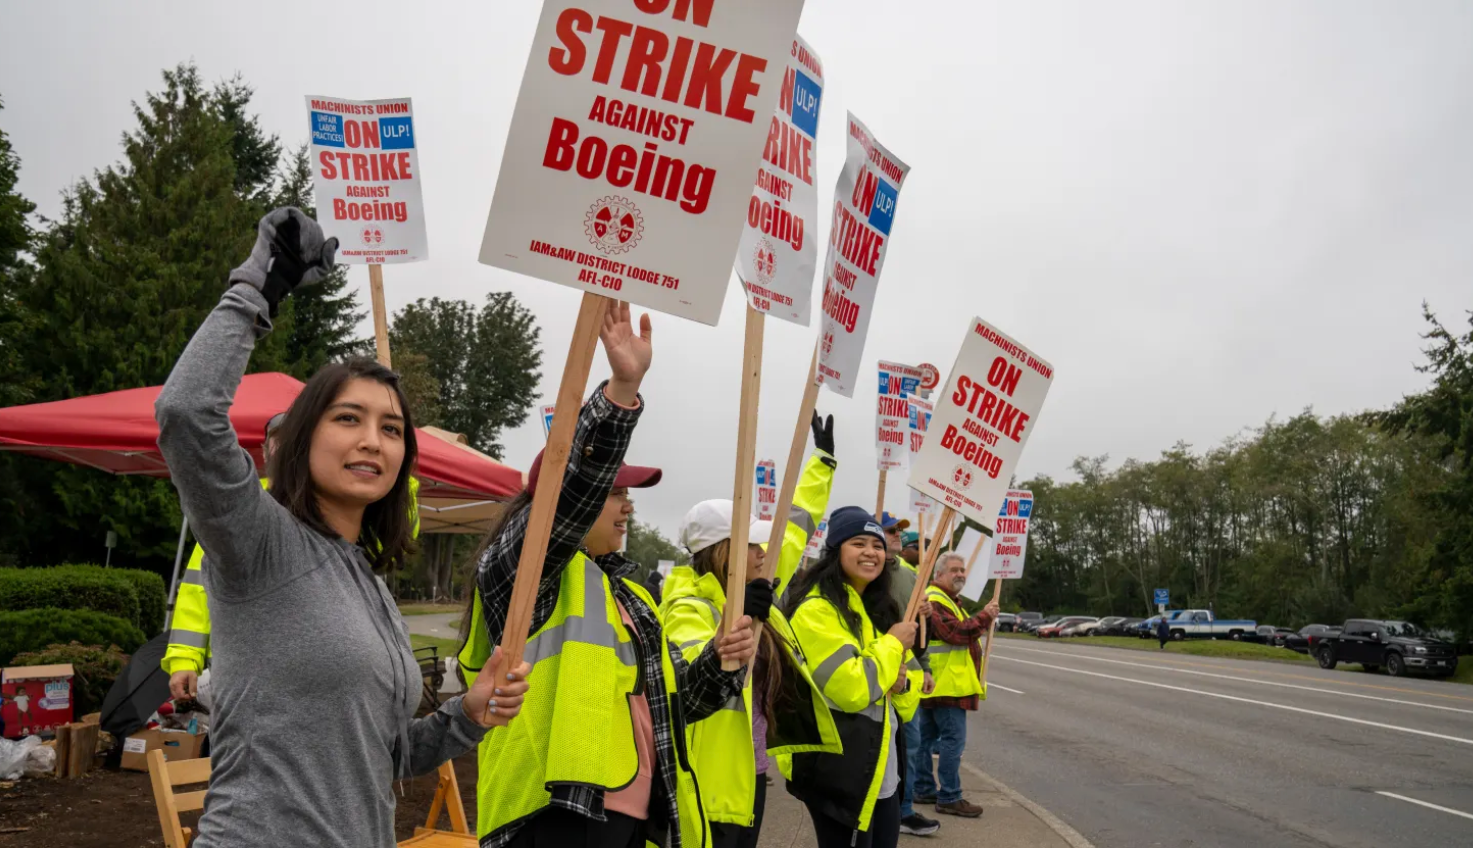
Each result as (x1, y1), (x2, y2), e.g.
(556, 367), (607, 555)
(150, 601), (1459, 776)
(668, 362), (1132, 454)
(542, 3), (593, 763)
(526, 448), (662, 495)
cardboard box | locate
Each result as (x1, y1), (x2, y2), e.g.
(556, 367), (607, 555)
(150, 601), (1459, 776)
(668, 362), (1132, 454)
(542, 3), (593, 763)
(1, 664), (75, 738)
(120, 727), (206, 772)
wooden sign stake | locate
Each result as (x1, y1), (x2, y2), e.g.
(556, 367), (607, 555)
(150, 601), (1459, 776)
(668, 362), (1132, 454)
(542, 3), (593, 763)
(980, 577), (1004, 687)
(497, 293), (610, 669)
(904, 506), (955, 620)
(722, 306), (765, 671)
(758, 342), (821, 574)
(368, 264), (392, 368)
(874, 470), (888, 524)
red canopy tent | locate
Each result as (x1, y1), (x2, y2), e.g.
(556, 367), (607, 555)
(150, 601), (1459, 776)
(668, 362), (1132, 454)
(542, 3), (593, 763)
(0, 373), (523, 500)
(0, 373), (525, 626)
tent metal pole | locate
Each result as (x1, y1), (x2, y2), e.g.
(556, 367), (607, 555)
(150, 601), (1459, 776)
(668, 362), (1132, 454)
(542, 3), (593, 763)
(162, 515), (190, 634)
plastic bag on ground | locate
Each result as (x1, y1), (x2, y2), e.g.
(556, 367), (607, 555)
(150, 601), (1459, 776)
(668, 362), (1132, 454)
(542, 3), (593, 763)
(0, 735), (40, 780)
(24, 742), (56, 777)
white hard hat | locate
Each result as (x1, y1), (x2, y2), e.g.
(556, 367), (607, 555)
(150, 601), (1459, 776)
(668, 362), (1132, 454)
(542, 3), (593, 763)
(679, 499), (774, 555)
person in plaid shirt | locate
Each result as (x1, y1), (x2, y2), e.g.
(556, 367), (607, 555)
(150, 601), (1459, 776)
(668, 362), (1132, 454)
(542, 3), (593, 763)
(470, 301), (757, 848)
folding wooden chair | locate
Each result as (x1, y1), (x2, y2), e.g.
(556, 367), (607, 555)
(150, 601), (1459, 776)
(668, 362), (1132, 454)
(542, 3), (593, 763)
(147, 749), (211, 848)
(397, 760), (477, 846)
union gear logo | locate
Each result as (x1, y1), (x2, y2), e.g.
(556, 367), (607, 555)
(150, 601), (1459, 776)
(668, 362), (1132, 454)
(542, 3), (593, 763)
(952, 465), (974, 491)
(360, 226), (383, 245)
(585, 196), (644, 255)
(753, 237), (776, 285)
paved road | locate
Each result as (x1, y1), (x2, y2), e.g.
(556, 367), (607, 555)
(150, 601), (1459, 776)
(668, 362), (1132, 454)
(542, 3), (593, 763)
(965, 638), (1473, 847)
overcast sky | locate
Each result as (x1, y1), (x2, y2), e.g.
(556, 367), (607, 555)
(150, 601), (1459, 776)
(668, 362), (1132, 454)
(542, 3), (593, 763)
(4, 1), (1471, 544)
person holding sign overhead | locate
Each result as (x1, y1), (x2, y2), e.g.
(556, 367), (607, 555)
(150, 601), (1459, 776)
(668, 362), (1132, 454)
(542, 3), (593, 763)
(154, 209), (530, 848)
(782, 506), (925, 848)
(662, 413), (844, 848)
(464, 300), (758, 848)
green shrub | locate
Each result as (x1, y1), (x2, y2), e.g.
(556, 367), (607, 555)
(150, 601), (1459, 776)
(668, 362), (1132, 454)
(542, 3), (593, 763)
(113, 568), (166, 635)
(0, 565), (142, 629)
(9, 642), (132, 716)
(0, 608), (145, 666)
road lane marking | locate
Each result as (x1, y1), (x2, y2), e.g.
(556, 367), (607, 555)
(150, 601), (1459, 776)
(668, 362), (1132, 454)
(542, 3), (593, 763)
(1003, 637), (1473, 703)
(995, 646), (1473, 716)
(992, 655), (1473, 746)
(1376, 792), (1473, 822)
(987, 682), (1025, 695)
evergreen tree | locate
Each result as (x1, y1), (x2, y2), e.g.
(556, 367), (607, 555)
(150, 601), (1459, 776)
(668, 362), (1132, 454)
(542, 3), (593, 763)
(389, 293), (543, 457)
(0, 95), (37, 408)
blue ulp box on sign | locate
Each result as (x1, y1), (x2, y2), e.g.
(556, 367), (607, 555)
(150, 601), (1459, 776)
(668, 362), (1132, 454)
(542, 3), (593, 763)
(311, 112), (345, 148)
(866, 178), (898, 236)
(379, 117), (415, 150)
(790, 70), (821, 138)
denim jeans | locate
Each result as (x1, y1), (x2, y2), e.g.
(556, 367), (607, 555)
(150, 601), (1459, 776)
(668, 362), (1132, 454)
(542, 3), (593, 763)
(913, 707), (967, 804)
(899, 712), (923, 817)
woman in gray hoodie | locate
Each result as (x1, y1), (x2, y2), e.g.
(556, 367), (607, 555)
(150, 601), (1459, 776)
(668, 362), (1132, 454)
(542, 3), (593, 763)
(155, 208), (530, 848)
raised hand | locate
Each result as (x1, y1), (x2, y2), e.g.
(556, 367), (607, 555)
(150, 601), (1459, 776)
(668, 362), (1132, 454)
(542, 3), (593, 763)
(231, 207), (338, 317)
(810, 411), (835, 456)
(601, 300), (653, 407)
(463, 646), (532, 729)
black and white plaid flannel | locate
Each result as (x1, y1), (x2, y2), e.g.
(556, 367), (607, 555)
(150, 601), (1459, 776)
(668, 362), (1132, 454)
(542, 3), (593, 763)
(475, 383), (742, 848)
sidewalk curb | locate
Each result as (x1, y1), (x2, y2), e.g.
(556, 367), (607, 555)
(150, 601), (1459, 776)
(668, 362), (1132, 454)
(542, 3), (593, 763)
(960, 761), (1095, 848)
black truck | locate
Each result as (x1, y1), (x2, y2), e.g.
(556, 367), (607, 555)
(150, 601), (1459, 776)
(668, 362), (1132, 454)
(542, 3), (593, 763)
(1314, 619), (1459, 678)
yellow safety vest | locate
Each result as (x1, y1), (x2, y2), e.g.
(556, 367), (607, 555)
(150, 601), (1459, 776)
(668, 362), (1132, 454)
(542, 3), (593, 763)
(661, 568), (841, 826)
(162, 477), (421, 675)
(658, 451), (841, 826)
(783, 584), (921, 832)
(923, 586), (985, 700)
(461, 553), (707, 847)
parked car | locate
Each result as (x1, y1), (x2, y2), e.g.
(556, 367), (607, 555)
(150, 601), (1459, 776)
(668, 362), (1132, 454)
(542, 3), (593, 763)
(1134, 613), (1178, 638)
(1037, 616), (1096, 638)
(1165, 610), (1256, 641)
(1013, 612), (1044, 633)
(1251, 625), (1296, 646)
(1092, 616), (1129, 636)
(1061, 618), (1101, 637)
(1268, 627), (1296, 647)
(1284, 624), (1341, 654)
(1316, 619), (1458, 677)
(994, 612), (1018, 632)
(1119, 617), (1146, 636)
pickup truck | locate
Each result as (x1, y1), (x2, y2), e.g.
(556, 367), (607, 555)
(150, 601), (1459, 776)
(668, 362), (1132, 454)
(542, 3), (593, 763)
(1315, 619), (1459, 677)
(1165, 610), (1256, 641)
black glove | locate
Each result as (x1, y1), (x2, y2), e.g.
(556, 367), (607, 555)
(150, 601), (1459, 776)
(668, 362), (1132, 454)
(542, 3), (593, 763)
(231, 208), (339, 317)
(744, 578), (776, 622)
(810, 412), (835, 460)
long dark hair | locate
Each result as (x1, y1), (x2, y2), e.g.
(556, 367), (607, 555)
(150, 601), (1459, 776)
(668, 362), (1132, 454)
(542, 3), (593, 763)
(266, 358), (418, 572)
(690, 542), (801, 728)
(458, 489), (534, 653)
(783, 543), (900, 640)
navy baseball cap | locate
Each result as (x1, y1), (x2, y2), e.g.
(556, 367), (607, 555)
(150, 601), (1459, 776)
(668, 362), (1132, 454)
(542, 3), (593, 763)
(880, 511), (910, 531)
(824, 506), (888, 552)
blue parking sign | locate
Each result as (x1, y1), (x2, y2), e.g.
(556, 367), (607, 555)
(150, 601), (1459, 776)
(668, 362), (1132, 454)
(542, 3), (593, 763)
(1153, 589), (1169, 606)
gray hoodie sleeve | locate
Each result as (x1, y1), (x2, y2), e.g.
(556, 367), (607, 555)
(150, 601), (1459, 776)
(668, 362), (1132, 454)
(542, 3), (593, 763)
(405, 695), (488, 777)
(155, 285), (292, 596)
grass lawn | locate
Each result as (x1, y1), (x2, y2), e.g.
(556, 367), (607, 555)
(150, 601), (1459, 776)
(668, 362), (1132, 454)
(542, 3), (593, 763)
(397, 601), (464, 616)
(410, 633), (461, 657)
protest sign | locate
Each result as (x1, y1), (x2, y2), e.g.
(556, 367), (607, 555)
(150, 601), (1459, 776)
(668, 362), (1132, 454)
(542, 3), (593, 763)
(755, 459), (777, 520)
(959, 551), (990, 602)
(738, 35), (824, 325)
(480, 0), (806, 327)
(816, 116), (910, 396)
(307, 96), (429, 265)
(907, 317), (1054, 533)
(918, 362), (941, 394)
(908, 394), (932, 459)
(987, 489), (1033, 579)
(803, 518), (827, 559)
(909, 489), (936, 517)
(875, 397), (910, 472)
(878, 360), (923, 397)
(539, 403), (556, 439)
(307, 95), (428, 366)
(657, 559), (675, 578)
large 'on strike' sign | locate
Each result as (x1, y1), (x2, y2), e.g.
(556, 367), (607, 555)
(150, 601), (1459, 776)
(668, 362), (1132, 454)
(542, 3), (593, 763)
(908, 317), (1054, 534)
(480, 0), (806, 326)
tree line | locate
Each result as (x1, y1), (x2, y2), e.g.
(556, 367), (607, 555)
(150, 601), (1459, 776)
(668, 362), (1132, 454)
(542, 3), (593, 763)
(1009, 310), (1473, 640)
(0, 64), (542, 583)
